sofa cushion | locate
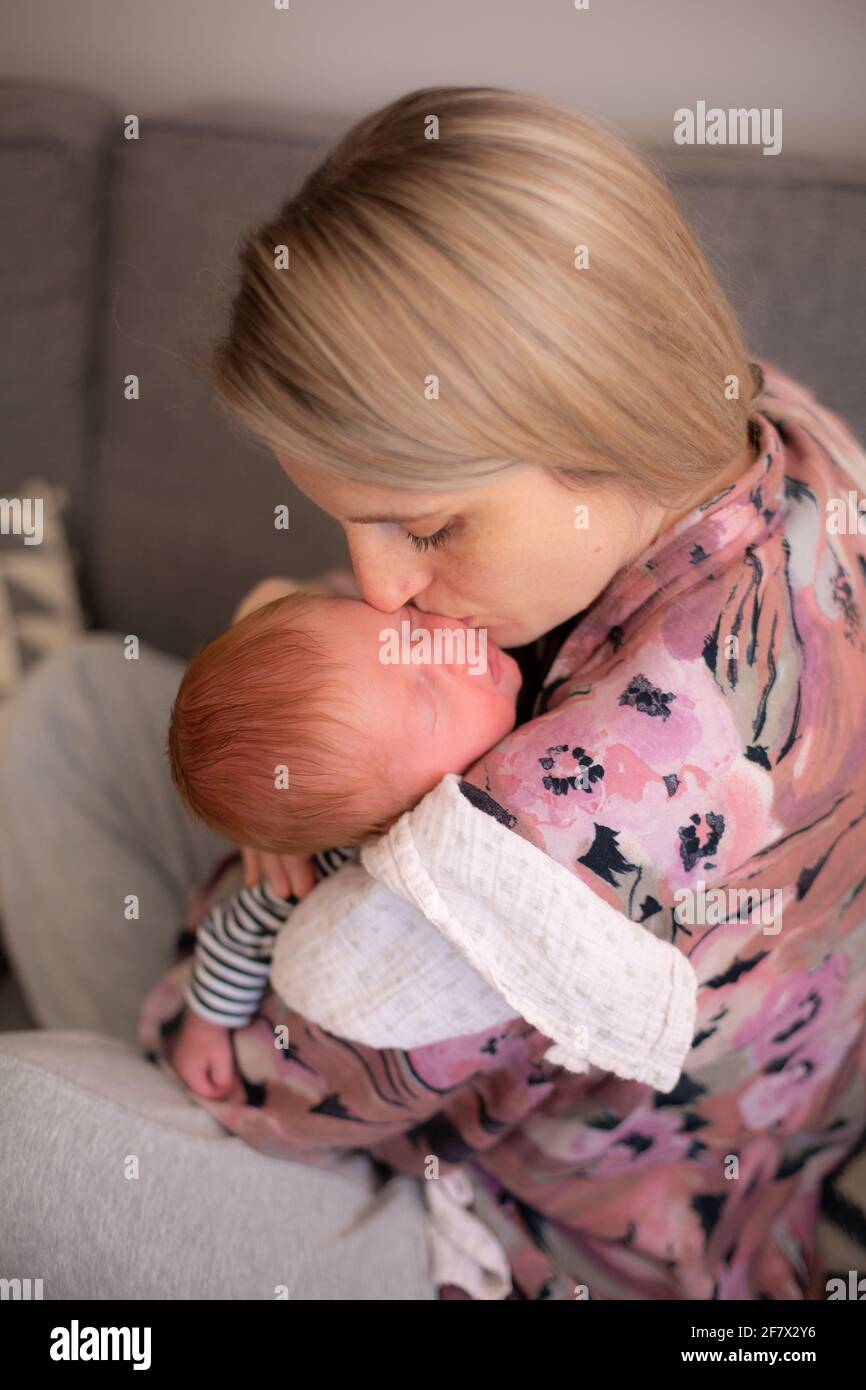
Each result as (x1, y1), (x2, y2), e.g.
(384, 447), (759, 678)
(90, 121), (352, 658)
(668, 149), (866, 446)
(0, 81), (114, 605)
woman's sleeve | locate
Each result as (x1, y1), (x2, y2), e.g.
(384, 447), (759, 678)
(451, 657), (777, 935)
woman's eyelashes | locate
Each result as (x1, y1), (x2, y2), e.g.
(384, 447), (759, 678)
(405, 520), (455, 553)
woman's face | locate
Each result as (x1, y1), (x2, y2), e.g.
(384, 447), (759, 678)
(274, 453), (667, 648)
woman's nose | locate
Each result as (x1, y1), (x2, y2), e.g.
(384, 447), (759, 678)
(347, 531), (430, 613)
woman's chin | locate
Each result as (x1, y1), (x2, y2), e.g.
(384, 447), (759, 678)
(489, 622), (526, 649)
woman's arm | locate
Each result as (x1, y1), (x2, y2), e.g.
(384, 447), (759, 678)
(269, 755), (696, 1094)
(358, 771), (698, 1091)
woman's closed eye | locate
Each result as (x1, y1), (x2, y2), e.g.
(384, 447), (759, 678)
(405, 521), (455, 553)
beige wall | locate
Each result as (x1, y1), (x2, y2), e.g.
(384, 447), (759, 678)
(3, 0), (865, 159)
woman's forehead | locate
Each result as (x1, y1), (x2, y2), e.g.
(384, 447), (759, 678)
(274, 449), (464, 519)
(272, 449), (540, 521)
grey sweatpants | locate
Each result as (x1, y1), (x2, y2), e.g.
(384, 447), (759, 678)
(0, 634), (436, 1300)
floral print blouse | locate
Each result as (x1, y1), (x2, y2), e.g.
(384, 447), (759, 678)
(141, 359), (866, 1300)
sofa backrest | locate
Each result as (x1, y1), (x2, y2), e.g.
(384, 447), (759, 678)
(2, 81), (865, 657)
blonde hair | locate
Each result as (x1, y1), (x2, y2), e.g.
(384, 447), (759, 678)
(210, 86), (762, 508)
(168, 593), (400, 854)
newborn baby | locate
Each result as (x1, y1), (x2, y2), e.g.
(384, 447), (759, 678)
(167, 590), (522, 1098)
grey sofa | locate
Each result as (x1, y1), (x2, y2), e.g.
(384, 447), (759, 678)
(2, 75), (866, 1281)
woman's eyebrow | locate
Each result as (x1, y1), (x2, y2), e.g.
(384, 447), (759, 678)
(343, 508), (445, 524)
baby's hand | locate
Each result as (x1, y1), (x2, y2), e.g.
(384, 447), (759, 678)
(240, 848), (318, 900)
(172, 1010), (239, 1100)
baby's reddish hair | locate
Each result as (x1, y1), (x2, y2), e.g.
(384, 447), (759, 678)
(168, 593), (396, 853)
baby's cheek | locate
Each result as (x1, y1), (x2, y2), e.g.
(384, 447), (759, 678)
(462, 689), (514, 753)
(492, 694), (519, 743)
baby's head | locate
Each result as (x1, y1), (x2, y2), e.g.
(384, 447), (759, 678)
(168, 592), (522, 854)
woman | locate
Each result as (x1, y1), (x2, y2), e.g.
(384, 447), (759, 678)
(2, 87), (865, 1300)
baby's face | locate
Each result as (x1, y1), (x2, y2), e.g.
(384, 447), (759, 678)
(316, 599), (523, 800)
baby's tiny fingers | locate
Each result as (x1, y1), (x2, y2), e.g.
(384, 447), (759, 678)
(208, 1051), (237, 1097)
(261, 852), (291, 898)
(241, 846), (262, 888)
(291, 860), (318, 899)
